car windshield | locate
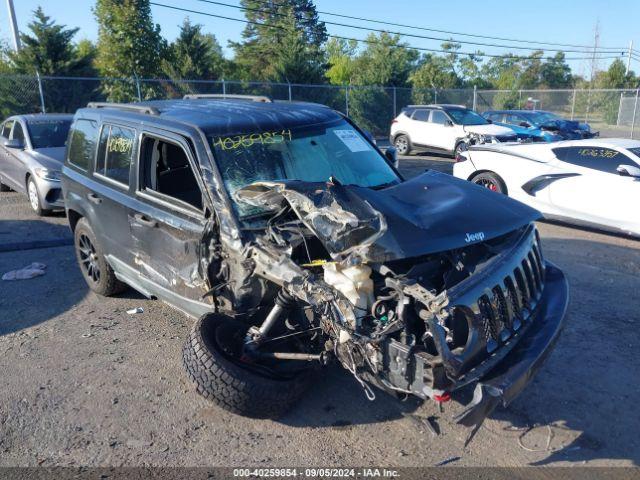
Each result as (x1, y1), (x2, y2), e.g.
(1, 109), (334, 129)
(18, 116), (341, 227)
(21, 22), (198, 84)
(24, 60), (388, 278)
(27, 119), (72, 149)
(527, 112), (561, 125)
(210, 119), (400, 219)
(446, 109), (488, 126)
(628, 147), (640, 161)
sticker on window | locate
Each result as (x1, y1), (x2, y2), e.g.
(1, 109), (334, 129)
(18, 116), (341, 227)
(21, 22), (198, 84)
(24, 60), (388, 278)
(212, 129), (292, 151)
(333, 130), (370, 152)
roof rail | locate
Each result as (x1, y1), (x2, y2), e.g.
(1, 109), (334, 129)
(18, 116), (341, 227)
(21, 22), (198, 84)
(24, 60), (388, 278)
(87, 102), (160, 115)
(182, 93), (272, 103)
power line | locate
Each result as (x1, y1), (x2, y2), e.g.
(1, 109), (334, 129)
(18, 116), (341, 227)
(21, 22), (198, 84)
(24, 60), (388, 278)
(150, 2), (624, 62)
(194, 0), (626, 55)
(246, 0), (629, 52)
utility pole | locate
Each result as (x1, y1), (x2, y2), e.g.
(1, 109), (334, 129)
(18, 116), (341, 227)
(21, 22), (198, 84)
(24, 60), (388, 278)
(589, 21), (600, 87)
(6, 0), (21, 51)
(626, 40), (634, 75)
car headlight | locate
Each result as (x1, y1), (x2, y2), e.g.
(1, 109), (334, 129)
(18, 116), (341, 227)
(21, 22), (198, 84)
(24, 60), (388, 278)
(34, 168), (61, 181)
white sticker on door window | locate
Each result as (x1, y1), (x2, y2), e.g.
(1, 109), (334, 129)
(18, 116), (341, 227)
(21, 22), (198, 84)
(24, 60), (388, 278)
(333, 129), (370, 152)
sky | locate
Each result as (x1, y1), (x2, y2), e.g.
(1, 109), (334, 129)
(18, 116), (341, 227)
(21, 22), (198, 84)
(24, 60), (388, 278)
(1, 0), (639, 79)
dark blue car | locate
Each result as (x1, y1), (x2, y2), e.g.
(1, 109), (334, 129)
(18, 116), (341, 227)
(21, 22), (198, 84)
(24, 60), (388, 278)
(483, 110), (598, 142)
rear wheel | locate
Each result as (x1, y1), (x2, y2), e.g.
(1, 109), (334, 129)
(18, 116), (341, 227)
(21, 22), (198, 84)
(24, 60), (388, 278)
(394, 134), (411, 156)
(471, 172), (507, 194)
(183, 313), (313, 419)
(74, 218), (126, 296)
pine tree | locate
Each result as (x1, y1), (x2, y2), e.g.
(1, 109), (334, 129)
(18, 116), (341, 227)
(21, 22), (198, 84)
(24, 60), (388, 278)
(94, 0), (165, 101)
(231, 0), (327, 83)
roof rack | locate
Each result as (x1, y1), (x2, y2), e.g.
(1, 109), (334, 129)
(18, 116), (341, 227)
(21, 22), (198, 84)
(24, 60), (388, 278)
(87, 102), (160, 115)
(182, 94), (272, 103)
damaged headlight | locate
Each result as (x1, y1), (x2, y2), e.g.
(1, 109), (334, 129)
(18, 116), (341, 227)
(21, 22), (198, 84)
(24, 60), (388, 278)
(34, 168), (61, 182)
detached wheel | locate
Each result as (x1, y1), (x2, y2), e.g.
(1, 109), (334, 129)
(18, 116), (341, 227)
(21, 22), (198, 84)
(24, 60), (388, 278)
(472, 172), (507, 194)
(183, 313), (312, 419)
(74, 218), (126, 296)
(27, 177), (51, 216)
(394, 134), (411, 156)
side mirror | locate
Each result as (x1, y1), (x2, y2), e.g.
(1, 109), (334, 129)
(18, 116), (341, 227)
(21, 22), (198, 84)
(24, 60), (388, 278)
(617, 164), (640, 178)
(519, 122), (531, 128)
(384, 146), (399, 169)
(445, 120), (454, 127)
(4, 138), (24, 149)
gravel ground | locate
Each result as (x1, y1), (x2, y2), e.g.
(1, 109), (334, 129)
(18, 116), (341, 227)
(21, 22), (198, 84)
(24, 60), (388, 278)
(0, 154), (639, 467)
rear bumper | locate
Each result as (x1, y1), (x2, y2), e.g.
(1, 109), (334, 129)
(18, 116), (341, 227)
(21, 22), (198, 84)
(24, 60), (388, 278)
(454, 261), (568, 431)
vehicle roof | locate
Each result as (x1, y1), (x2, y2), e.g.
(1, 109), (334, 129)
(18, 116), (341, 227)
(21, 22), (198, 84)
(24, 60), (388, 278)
(483, 110), (553, 115)
(81, 99), (343, 136)
(406, 104), (467, 110)
(10, 113), (74, 122)
(556, 138), (640, 149)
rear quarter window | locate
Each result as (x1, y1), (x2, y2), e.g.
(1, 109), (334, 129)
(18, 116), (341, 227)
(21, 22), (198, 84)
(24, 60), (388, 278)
(67, 119), (99, 171)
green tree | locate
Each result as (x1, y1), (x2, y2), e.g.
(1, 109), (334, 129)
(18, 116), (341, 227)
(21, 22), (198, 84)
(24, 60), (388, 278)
(94, 0), (165, 101)
(540, 52), (572, 88)
(325, 38), (357, 85)
(5, 7), (96, 113)
(231, 0), (327, 83)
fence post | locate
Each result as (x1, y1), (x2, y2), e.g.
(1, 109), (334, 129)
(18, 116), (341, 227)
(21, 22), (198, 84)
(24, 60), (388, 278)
(472, 85), (477, 111)
(616, 92), (624, 126)
(222, 78), (226, 96)
(288, 81), (292, 101)
(392, 86), (397, 117)
(134, 74), (142, 101)
(35, 71), (46, 113)
(434, 89), (437, 104)
(571, 89), (577, 120)
(631, 89), (639, 139)
(345, 86), (349, 117)
(518, 90), (522, 109)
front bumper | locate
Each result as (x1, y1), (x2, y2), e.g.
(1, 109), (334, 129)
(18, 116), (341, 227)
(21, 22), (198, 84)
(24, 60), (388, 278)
(36, 177), (64, 209)
(454, 261), (568, 436)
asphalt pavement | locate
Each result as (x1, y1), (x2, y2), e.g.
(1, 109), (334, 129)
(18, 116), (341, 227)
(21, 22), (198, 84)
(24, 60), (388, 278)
(0, 154), (639, 467)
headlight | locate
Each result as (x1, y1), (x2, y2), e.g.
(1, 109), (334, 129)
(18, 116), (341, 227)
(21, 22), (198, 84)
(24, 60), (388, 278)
(34, 168), (61, 181)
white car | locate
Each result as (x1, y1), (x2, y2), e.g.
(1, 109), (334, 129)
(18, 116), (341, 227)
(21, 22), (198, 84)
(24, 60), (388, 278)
(453, 138), (640, 237)
(390, 104), (518, 157)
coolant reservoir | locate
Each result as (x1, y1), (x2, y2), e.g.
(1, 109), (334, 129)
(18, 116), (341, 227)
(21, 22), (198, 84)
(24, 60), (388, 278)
(323, 263), (374, 320)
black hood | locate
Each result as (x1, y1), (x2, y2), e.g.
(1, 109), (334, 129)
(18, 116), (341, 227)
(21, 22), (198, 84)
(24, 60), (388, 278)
(236, 171), (541, 263)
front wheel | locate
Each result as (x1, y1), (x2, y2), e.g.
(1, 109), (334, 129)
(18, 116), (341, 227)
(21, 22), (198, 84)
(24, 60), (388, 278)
(394, 134), (411, 156)
(471, 172), (507, 194)
(183, 313), (312, 419)
(27, 177), (51, 216)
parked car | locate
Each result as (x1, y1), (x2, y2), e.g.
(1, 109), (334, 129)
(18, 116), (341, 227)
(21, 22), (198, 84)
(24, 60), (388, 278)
(0, 113), (74, 215)
(62, 96), (568, 439)
(482, 110), (597, 142)
(453, 138), (640, 237)
(390, 104), (518, 157)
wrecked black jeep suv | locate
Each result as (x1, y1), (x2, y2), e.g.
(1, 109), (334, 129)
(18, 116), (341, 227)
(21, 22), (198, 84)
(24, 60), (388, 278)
(62, 95), (568, 434)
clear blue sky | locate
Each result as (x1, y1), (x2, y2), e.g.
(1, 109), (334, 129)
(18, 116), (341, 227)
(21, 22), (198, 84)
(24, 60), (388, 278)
(1, 0), (639, 78)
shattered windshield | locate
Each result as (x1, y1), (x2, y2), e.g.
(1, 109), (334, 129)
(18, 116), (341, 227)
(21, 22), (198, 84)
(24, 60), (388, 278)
(446, 109), (488, 126)
(210, 119), (400, 219)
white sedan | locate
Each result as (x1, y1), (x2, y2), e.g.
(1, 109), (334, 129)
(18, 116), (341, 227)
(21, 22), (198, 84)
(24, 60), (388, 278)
(453, 138), (640, 237)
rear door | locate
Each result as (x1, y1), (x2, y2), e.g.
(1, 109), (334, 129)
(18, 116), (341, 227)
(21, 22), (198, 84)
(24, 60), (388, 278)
(128, 128), (213, 318)
(547, 146), (638, 228)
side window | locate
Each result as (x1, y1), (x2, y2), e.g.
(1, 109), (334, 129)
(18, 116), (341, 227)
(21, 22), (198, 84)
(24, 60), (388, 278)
(11, 122), (24, 142)
(430, 110), (449, 125)
(67, 119), (99, 171)
(412, 109), (430, 122)
(553, 146), (630, 174)
(139, 136), (203, 211)
(95, 124), (135, 186)
(506, 114), (526, 126)
(2, 120), (14, 139)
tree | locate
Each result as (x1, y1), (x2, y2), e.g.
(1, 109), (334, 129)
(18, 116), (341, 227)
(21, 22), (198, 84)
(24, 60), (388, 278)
(5, 7), (96, 113)
(162, 18), (225, 82)
(540, 52), (572, 88)
(94, 0), (165, 101)
(325, 38), (357, 85)
(231, 0), (327, 83)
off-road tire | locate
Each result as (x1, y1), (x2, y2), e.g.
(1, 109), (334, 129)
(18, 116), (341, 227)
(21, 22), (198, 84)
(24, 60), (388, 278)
(74, 218), (126, 296)
(394, 134), (412, 156)
(183, 314), (311, 419)
(471, 171), (507, 195)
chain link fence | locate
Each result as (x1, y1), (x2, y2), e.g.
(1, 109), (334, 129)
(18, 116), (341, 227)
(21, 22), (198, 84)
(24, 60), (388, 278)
(2, 74), (640, 139)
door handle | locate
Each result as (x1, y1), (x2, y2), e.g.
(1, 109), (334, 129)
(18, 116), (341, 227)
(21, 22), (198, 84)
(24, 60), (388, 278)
(134, 213), (158, 228)
(87, 192), (102, 205)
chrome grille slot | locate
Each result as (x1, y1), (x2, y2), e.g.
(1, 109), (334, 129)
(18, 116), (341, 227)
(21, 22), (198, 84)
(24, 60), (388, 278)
(477, 294), (500, 342)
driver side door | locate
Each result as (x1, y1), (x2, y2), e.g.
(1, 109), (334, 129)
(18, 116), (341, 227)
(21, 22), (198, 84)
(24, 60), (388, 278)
(547, 146), (638, 230)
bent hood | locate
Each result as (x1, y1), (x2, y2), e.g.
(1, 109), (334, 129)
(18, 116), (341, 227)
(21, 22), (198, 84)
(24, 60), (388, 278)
(30, 147), (66, 170)
(463, 124), (516, 137)
(236, 171), (541, 263)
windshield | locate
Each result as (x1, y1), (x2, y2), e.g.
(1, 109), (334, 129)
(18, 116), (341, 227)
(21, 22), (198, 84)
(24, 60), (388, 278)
(446, 109), (488, 126)
(628, 147), (640, 161)
(27, 119), (72, 149)
(527, 112), (561, 125)
(210, 119), (400, 219)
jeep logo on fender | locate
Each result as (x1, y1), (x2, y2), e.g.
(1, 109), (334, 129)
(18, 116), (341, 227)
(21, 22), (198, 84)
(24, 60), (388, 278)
(465, 231), (485, 243)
